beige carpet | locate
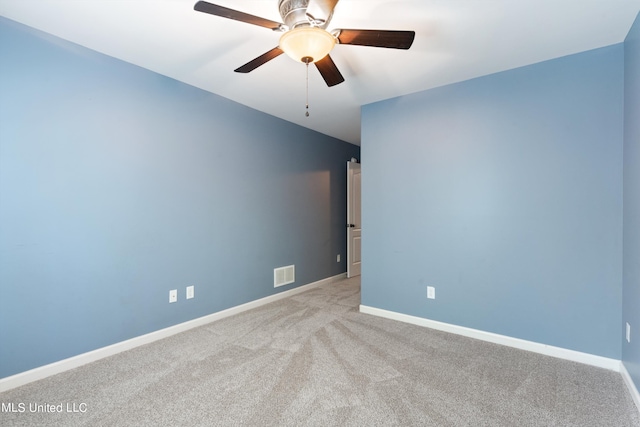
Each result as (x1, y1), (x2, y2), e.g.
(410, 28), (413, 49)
(1, 276), (638, 426)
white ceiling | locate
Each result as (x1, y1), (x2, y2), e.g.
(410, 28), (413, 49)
(1, 0), (639, 145)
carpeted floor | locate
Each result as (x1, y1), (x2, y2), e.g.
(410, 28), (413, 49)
(1, 276), (639, 426)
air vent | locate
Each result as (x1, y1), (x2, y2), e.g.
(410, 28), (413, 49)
(274, 265), (295, 288)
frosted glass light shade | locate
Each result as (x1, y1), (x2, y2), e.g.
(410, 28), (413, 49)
(279, 27), (336, 63)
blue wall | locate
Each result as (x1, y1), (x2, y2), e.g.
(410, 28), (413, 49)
(0, 17), (359, 378)
(362, 45), (624, 359)
(624, 12), (640, 391)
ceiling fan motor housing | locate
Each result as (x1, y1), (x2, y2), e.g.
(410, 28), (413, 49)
(279, 0), (317, 29)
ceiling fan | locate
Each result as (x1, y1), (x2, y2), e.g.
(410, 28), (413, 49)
(194, 0), (416, 87)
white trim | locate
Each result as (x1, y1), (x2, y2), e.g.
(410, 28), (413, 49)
(0, 273), (347, 392)
(621, 362), (640, 414)
(359, 305), (621, 372)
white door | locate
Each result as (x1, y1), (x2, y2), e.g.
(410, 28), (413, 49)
(347, 162), (361, 278)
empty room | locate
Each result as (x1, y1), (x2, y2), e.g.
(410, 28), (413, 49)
(1, 1), (640, 425)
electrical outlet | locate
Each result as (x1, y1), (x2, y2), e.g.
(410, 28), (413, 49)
(186, 285), (194, 300)
(337, 254), (341, 262)
(169, 289), (177, 303)
(427, 286), (435, 299)
(627, 322), (631, 343)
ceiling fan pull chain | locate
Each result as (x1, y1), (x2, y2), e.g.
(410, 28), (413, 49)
(303, 56), (311, 117)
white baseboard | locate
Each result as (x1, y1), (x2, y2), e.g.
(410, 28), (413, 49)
(0, 273), (347, 393)
(621, 362), (640, 414)
(359, 305), (621, 372)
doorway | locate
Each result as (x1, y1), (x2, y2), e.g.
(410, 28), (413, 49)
(347, 161), (361, 278)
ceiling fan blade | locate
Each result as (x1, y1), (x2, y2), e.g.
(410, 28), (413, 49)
(336, 29), (415, 49)
(306, 0), (340, 27)
(194, 1), (283, 30)
(234, 47), (284, 73)
(314, 54), (345, 87)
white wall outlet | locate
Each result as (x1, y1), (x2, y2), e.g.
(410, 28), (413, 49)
(337, 254), (341, 262)
(186, 285), (194, 300)
(627, 322), (631, 343)
(169, 289), (177, 303)
(427, 286), (435, 299)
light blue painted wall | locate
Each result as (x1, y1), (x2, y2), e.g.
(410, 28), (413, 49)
(361, 45), (624, 359)
(0, 17), (359, 378)
(624, 12), (640, 392)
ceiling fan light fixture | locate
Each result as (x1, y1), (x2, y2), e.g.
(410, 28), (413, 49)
(279, 27), (336, 63)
